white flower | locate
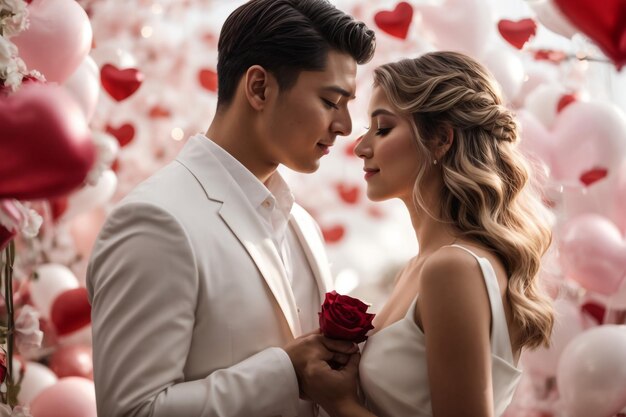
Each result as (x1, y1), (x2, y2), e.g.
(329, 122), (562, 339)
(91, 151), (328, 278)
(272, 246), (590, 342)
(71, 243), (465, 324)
(0, 35), (17, 68)
(15, 305), (43, 352)
(0, 0), (29, 38)
(17, 205), (42, 239)
(86, 131), (120, 185)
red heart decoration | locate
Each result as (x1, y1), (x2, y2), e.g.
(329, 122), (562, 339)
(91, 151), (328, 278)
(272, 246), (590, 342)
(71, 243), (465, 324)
(533, 49), (568, 63)
(198, 69), (218, 92)
(581, 301), (606, 324)
(149, 105), (171, 118)
(0, 83), (95, 200)
(497, 18), (537, 49)
(50, 287), (91, 336)
(336, 183), (360, 204)
(100, 63), (144, 101)
(553, 0), (626, 69)
(344, 136), (361, 157)
(105, 123), (136, 147)
(580, 167), (608, 186)
(374, 2), (414, 40)
(322, 225), (345, 244)
(557, 93), (577, 112)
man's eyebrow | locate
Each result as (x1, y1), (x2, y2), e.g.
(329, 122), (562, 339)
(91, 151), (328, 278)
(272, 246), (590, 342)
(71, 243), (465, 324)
(371, 108), (395, 118)
(322, 86), (356, 100)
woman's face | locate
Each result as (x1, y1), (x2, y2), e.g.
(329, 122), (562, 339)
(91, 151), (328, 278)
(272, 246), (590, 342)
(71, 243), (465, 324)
(354, 85), (422, 202)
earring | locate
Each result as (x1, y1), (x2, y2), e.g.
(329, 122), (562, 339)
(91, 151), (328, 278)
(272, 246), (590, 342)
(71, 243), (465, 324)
(433, 159), (438, 165)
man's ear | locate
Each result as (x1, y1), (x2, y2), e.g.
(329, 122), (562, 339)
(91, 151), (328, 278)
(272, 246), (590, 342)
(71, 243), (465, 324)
(434, 124), (454, 160)
(244, 65), (272, 111)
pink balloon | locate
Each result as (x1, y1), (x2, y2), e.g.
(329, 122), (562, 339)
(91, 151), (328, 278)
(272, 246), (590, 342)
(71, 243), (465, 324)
(30, 377), (96, 417)
(49, 345), (93, 380)
(69, 207), (107, 260)
(521, 298), (587, 378)
(518, 102), (626, 186)
(559, 214), (626, 295)
(614, 161), (626, 233)
(557, 325), (626, 417)
(415, 0), (494, 58)
(12, 0), (92, 83)
(63, 56), (100, 121)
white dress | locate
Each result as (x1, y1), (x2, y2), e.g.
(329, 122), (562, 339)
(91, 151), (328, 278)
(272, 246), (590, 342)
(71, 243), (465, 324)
(359, 244), (522, 417)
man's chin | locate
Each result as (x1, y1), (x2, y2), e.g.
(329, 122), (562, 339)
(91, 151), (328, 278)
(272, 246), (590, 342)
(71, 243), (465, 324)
(284, 159), (321, 174)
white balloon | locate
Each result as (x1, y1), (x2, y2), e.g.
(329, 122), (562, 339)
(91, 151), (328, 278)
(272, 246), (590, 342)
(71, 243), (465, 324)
(15, 361), (58, 406)
(528, 0), (578, 39)
(482, 46), (525, 102)
(557, 325), (626, 417)
(62, 170), (118, 220)
(31, 264), (79, 319)
(64, 56), (100, 122)
(524, 83), (570, 129)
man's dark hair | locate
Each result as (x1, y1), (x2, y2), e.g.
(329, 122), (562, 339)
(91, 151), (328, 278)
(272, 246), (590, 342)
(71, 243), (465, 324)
(216, 0), (376, 109)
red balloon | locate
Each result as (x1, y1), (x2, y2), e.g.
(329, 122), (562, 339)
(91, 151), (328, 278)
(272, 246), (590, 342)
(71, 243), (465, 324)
(100, 63), (144, 101)
(497, 18), (537, 49)
(374, 2), (414, 40)
(49, 345), (93, 379)
(0, 83), (96, 200)
(50, 287), (91, 336)
(553, 0), (626, 69)
(198, 68), (218, 92)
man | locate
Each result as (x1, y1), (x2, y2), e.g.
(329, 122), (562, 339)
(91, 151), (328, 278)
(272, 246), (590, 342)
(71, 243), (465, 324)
(87, 0), (376, 416)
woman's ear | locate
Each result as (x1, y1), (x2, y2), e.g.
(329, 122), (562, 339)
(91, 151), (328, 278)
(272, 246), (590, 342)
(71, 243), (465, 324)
(434, 124), (454, 160)
(244, 65), (270, 111)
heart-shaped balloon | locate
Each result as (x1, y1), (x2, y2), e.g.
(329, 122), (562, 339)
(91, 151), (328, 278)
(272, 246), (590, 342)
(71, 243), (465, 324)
(51, 287), (91, 336)
(100, 64), (144, 101)
(105, 123), (136, 147)
(517, 102), (626, 185)
(0, 83), (96, 200)
(374, 2), (414, 40)
(322, 225), (346, 244)
(11, 0), (92, 83)
(553, 0), (626, 69)
(497, 18), (537, 49)
(559, 214), (626, 295)
(198, 68), (218, 92)
(336, 183), (360, 205)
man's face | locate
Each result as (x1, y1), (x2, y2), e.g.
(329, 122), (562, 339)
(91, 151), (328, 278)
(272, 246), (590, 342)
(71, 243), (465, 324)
(260, 50), (357, 173)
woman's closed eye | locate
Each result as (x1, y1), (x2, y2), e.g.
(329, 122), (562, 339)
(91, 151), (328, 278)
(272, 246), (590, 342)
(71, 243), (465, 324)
(376, 127), (391, 136)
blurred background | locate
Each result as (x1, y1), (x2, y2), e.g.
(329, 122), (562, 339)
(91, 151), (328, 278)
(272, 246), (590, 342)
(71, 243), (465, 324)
(1, 0), (626, 416)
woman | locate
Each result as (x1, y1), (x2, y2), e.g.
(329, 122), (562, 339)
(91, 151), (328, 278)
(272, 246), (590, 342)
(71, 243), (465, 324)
(307, 51), (554, 417)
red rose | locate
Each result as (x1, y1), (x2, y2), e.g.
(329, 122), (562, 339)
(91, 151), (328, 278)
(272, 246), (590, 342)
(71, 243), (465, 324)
(319, 291), (375, 343)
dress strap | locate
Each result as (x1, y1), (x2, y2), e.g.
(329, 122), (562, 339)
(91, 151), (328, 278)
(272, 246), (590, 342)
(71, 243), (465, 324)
(446, 244), (515, 364)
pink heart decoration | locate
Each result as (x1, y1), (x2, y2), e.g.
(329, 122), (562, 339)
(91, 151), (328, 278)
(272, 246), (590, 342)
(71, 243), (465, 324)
(559, 214), (626, 295)
(0, 83), (96, 200)
(198, 69), (218, 92)
(50, 287), (91, 336)
(105, 123), (135, 147)
(498, 18), (537, 49)
(100, 64), (144, 101)
(11, 0), (92, 83)
(553, 0), (626, 69)
(517, 102), (626, 185)
(374, 2), (414, 40)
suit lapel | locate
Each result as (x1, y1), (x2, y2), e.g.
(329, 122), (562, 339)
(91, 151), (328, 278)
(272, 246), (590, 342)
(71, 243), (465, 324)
(176, 135), (302, 338)
(289, 205), (333, 302)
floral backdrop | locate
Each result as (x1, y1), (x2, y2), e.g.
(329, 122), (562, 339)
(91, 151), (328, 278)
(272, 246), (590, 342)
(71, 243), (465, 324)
(1, 0), (626, 416)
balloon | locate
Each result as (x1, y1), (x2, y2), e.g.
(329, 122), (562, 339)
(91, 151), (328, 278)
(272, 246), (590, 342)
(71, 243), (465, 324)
(30, 377), (97, 417)
(15, 361), (58, 406)
(614, 161), (626, 233)
(521, 298), (587, 378)
(524, 84), (574, 129)
(30, 264), (79, 319)
(100, 64), (144, 102)
(553, 0), (626, 69)
(373, 2), (414, 40)
(63, 56), (100, 122)
(482, 46), (525, 102)
(557, 325), (626, 417)
(528, 0), (578, 39)
(48, 345), (93, 379)
(497, 18), (537, 50)
(11, 0), (92, 83)
(61, 170), (117, 220)
(0, 83), (96, 200)
(414, 0), (494, 58)
(518, 101), (626, 186)
(68, 208), (107, 260)
(50, 287), (91, 336)
(559, 214), (626, 295)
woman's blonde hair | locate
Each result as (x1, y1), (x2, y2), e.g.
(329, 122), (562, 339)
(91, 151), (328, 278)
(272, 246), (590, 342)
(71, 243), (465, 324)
(374, 51), (553, 349)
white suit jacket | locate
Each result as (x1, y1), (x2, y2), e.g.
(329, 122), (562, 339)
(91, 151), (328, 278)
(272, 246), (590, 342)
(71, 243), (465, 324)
(87, 135), (334, 417)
